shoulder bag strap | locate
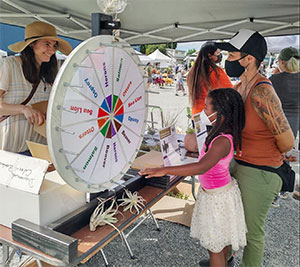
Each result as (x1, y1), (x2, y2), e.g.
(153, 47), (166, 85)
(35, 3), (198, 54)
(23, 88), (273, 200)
(235, 159), (278, 173)
(20, 81), (40, 105)
(0, 80), (40, 122)
(254, 81), (273, 88)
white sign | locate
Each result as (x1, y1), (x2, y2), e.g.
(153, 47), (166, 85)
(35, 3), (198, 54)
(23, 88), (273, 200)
(0, 150), (49, 194)
(194, 112), (208, 153)
(159, 125), (181, 167)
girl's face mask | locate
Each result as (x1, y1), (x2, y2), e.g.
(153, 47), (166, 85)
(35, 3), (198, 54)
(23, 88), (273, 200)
(200, 110), (217, 126)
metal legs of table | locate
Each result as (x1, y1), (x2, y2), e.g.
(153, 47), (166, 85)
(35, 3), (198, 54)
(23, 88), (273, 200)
(120, 232), (135, 259)
(1, 245), (16, 267)
(149, 209), (160, 231)
(100, 249), (109, 267)
(122, 208), (160, 260)
(191, 175), (197, 201)
(1, 244), (8, 267)
(100, 208), (160, 266)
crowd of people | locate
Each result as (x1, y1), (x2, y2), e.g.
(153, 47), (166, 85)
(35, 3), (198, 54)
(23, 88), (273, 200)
(0, 20), (299, 267)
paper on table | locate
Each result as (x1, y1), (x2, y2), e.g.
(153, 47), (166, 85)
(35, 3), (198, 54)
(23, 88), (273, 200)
(26, 140), (52, 163)
(31, 101), (48, 138)
(0, 150), (49, 194)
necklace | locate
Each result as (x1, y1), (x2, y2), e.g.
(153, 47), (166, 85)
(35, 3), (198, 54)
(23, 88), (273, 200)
(239, 72), (259, 102)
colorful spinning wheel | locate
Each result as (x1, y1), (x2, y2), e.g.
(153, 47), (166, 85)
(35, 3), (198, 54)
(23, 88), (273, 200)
(47, 35), (147, 192)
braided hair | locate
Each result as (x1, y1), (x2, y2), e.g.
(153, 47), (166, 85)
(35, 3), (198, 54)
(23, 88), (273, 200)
(204, 88), (245, 153)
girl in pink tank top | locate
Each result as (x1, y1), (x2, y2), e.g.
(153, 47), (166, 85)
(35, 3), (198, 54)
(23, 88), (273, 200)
(198, 133), (234, 190)
(140, 88), (247, 266)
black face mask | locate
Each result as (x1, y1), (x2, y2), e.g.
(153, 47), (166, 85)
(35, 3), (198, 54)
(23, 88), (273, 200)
(225, 55), (248, 78)
(216, 53), (222, 63)
(225, 59), (245, 77)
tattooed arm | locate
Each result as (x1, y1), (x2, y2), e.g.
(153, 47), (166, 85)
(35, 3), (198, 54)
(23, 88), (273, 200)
(251, 84), (294, 153)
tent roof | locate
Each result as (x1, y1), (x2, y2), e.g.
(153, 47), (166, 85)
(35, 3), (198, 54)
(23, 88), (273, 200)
(0, 49), (8, 56)
(148, 49), (171, 61)
(0, 0), (299, 44)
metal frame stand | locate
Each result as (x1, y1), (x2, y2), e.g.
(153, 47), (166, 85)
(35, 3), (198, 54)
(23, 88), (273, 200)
(120, 208), (160, 260)
(100, 249), (109, 267)
(1, 245), (17, 267)
(149, 106), (164, 129)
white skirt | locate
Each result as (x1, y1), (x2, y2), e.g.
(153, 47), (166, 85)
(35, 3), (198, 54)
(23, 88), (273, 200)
(190, 179), (247, 253)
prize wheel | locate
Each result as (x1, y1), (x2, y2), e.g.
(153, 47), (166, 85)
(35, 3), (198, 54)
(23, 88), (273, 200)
(47, 35), (148, 192)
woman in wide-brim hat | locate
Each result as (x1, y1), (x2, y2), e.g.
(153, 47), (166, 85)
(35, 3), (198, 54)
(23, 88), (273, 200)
(0, 21), (72, 155)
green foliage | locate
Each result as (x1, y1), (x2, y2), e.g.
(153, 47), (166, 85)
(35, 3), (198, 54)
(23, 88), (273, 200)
(145, 44), (167, 55)
(186, 48), (196, 56)
(167, 190), (189, 200)
(139, 43), (177, 55)
(186, 127), (195, 134)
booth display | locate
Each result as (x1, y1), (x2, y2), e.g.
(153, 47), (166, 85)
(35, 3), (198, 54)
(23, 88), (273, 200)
(0, 35), (148, 229)
(47, 35), (148, 192)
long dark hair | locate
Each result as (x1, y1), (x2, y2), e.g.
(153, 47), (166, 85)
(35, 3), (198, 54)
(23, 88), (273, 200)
(20, 44), (58, 85)
(187, 42), (220, 106)
(205, 88), (245, 152)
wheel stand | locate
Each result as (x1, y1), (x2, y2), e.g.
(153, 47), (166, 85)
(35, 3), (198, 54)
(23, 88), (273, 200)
(100, 209), (160, 266)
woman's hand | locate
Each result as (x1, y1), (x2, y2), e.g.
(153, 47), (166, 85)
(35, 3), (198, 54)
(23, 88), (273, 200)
(284, 153), (297, 162)
(139, 168), (166, 178)
(22, 106), (45, 125)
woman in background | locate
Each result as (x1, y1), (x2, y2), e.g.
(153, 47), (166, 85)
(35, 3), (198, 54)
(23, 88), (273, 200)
(270, 46), (300, 205)
(187, 42), (232, 116)
(185, 42), (232, 152)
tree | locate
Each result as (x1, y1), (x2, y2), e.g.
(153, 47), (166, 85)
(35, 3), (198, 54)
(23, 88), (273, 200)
(139, 43), (177, 55)
(186, 48), (196, 56)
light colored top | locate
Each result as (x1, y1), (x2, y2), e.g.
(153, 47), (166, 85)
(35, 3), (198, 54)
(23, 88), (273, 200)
(0, 56), (51, 153)
(198, 134), (233, 190)
(234, 77), (283, 166)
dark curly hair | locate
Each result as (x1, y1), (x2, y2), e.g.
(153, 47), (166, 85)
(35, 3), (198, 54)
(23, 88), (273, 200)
(20, 43), (58, 85)
(205, 88), (245, 153)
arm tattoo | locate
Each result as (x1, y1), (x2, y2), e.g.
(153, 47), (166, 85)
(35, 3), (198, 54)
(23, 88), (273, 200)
(251, 84), (290, 135)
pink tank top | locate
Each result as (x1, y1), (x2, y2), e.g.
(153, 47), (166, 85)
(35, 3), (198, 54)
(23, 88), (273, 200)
(198, 134), (233, 190)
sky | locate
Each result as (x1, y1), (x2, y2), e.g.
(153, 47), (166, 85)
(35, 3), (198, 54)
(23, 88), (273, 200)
(176, 35), (300, 53)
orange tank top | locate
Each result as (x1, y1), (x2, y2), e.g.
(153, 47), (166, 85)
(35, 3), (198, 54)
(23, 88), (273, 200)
(191, 67), (232, 115)
(235, 77), (283, 166)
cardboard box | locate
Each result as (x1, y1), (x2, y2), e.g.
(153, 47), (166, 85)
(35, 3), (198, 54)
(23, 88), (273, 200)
(32, 101), (48, 138)
(131, 150), (164, 169)
(0, 170), (86, 228)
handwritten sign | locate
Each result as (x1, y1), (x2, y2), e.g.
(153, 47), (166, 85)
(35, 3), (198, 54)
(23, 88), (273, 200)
(0, 150), (49, 194)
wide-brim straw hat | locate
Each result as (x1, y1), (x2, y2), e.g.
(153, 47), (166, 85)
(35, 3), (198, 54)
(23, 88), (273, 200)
(9, 21), (72, 55)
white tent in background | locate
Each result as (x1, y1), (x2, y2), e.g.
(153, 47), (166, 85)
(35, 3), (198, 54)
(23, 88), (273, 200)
(266, 35), (300, 53)
(0, 49), (7, 57)
(132, 50), (155, 65)
(138, 54), (155, 65)
(148, 49), (172, 68)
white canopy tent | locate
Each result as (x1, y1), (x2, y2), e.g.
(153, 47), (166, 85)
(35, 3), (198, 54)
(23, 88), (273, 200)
(138, 54), (155, 65)
(148, 49), (172, 68)
(266, 35), (300, 53)
(0, 49), (7, 57)
(148, 49), (171, 62)
(0, 0), (298, 45)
